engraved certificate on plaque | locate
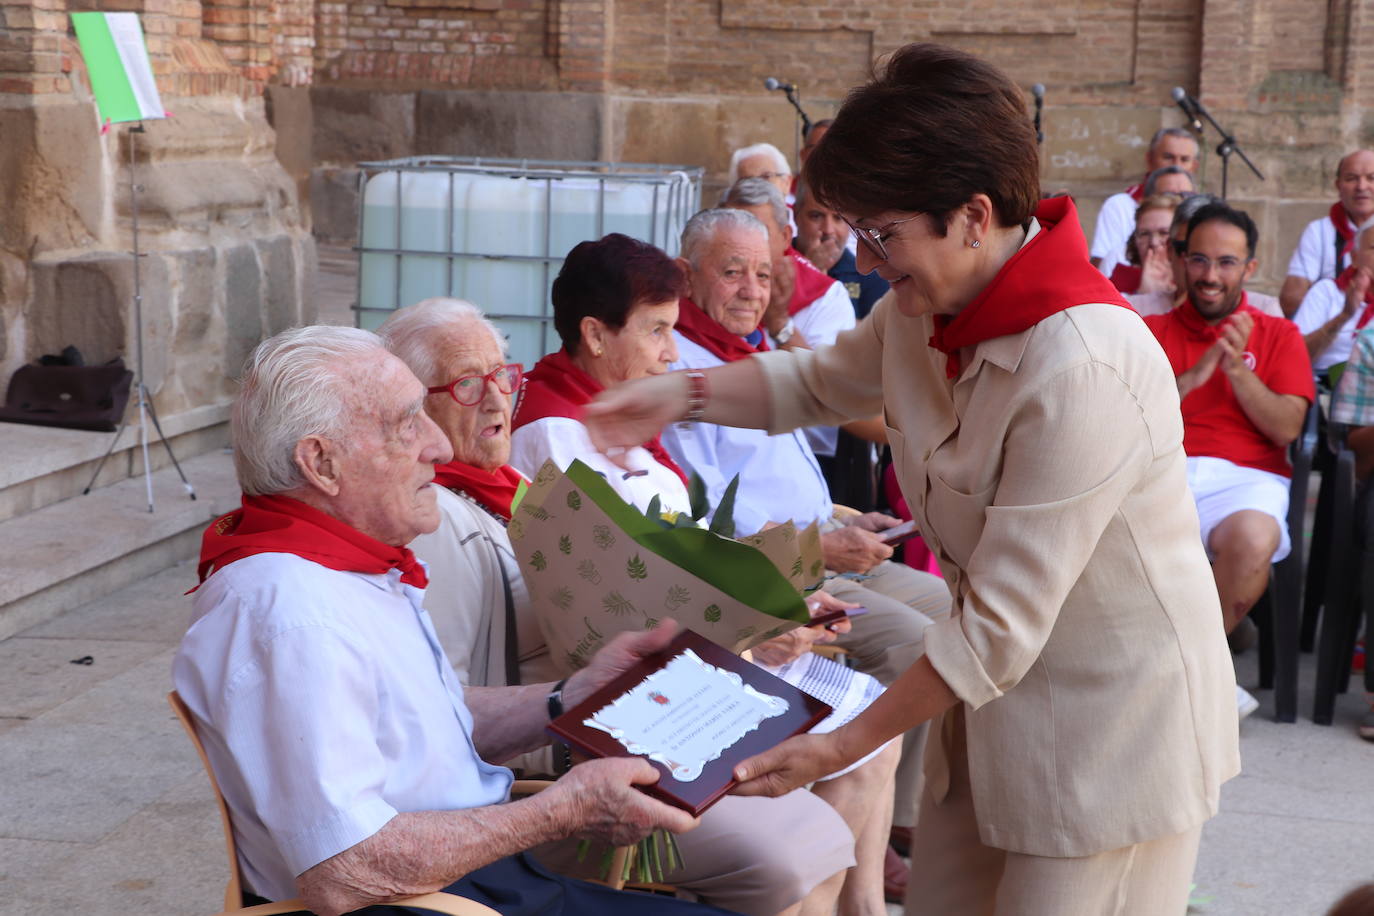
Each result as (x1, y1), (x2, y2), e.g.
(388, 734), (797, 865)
(548, 629), (831, 815)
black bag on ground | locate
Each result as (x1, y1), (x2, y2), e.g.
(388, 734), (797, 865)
(0, 359), (134, 432)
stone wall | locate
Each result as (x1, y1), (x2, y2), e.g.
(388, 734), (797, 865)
(0, 0), (314, 444)
(291, 0), (1374, 296)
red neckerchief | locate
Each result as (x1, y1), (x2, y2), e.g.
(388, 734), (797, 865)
(432, 461), (526, 521)
(1110, 263), (1143, 295)
(1334, 266), (1374, 332)
(1331, 203), (1358, 267)
(785, 247), (839, 316)
(193, 494), (428, 590)
(1125, 173), (1150, 203)
(673, 297), (771, 363)
(928, 196), (1133, 379)
(513, 348), (688, 487)
(1176, 291), (1256, 341)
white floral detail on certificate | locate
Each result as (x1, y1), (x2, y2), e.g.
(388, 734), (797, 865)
(583, 648), (789, 781)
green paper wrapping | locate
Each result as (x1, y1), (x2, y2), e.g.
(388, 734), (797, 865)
(510, 460), (825, 672)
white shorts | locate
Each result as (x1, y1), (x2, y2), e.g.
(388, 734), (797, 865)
(1186, 456), (1292, 563)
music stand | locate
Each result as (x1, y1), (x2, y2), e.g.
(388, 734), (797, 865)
(73, 12), (195, 512)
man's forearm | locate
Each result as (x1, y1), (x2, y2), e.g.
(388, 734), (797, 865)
(1228, 366), (1306, 445)
(1304, 316), (1349, 360)
(1280, 275), (1312, 318)
(466, 682), (561, 762)
(297, 793), (575, 916)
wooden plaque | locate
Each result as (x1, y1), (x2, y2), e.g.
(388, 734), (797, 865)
(547, 629), (831, 816)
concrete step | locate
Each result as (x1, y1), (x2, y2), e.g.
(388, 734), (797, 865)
(0, 449), (239, 642)
(0, 402), (231, 525)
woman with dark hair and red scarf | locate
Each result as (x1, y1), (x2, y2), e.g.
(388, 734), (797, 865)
(510, 233), (693, 513)
(584, 43), (1240, 914)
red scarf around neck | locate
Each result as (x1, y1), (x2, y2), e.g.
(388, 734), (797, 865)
(1125, 173), (1150, 203)
(785, 248), (839, 316)
(513, 348), (688, 487)
(928, 196), (1133, 379)
(674, 297), (770, 363)
(1331, 203), (1358, 268)
(194, 493), (429, 589)
(432, 461), (526, 520)
(1334, 266), (1374, 333)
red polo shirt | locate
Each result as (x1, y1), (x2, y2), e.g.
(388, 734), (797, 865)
(1143, 298), (1314, 477)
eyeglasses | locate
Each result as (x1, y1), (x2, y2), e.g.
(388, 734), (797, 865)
(747, 171), (790, 182)
(1133, 228), (1172, 244)
(1183, 254), (1247, 274)
(842, 214), (923, 261)
(426, 364), (524, 406)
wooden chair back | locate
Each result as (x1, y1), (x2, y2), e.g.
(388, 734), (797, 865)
(169, 690), (245, 912)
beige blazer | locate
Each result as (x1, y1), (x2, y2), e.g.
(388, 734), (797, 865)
(756, 279), (1241, 857)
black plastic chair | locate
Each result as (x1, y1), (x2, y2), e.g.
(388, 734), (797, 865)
(1312, 423), (1373, 724)
(1252, 404), (1318, 723)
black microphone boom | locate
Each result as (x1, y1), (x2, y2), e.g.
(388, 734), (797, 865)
(1170, 87), (1203, 133)
(764, 77), (811, 133)
(1031, 83), (1045, 145)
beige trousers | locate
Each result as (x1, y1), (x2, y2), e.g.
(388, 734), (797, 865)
(532, 789), (854, 916)
(905, 711), (1203, 916)
(824, 556), (952, 827)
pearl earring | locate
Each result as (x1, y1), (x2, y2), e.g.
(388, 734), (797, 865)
(971, 239), (981, 249)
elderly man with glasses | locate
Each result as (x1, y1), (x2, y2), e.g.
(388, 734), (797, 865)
(1142, 203), (1314, 707)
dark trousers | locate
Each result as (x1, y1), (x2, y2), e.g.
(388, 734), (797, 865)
(246, 852), (739, 915)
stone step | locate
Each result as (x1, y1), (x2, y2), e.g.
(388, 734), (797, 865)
(0, 402), (230, 524)
(0, 449), (239, 642)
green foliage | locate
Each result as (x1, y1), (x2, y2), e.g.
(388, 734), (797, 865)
(627, 553), (648, 580)
(529, 550), (547, 572)
(790, 557), (802, 577)
(566, 489), (582, 510)
(603, 591), (637, 617)
(576, 559), (601, 583)
(708, 475), (740, 538)
(704, 603), (722, 623)
(664, 585), (691, 609)
(688, 473), (710, 521)
(558, 534), (572, 555)
(592, 525), (616, 550)
(550, 586), (573, 610)
(645, 494), (662, 526)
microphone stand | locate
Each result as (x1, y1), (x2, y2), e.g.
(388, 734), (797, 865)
(781, 84), (813, 136)
(1190, 96), (1263, 198)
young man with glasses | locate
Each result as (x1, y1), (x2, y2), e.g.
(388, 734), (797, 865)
(1143, 204), (1315, 713)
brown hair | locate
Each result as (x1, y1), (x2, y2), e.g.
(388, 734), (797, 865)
(1328, 882), (1374, 916)
(551, 233), (688, 356)
(804, 42), (1040, 235)
(1125, 192), (1185, 266)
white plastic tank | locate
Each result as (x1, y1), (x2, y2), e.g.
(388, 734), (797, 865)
(355, 159), (703, 367)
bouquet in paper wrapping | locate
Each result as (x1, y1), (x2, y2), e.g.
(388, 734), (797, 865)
(510, 459), (826, 675)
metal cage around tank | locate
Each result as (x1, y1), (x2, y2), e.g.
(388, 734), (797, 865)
(353, 156), (704, 369)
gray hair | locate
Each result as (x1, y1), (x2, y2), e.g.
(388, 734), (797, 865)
(377, 297), (506, 387)
(232, 325), (387, 496)
(1149, 127), (1197, 151)
(1143, 165), (1196, 197)
(720, 177), (788, 235)
(1170, 192), (1224, 232)
(680, 208), (770, 268)
(727, 142), (790, 185)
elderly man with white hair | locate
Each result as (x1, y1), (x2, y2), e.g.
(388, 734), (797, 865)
(173, 325), (737, 916)
(660, 208), (953, 890)
(728, 141), (792, 199)
(382, 296), (909, 916)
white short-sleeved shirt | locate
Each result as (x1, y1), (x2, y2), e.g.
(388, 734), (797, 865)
(791, 280), (858, 457)
(173, 554), (513, 900)
(1286, 215), (1348, 283)
(1294, 277), (1362, 369)
(663, 333), (834, 536)
(1090, 191), (1138, 278)
(510, 415), (692, 516)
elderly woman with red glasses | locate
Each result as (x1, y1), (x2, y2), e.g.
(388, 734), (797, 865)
(584, 43), (1240, 915)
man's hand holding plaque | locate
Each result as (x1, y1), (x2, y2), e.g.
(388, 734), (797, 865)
(549, 629), (833, 816)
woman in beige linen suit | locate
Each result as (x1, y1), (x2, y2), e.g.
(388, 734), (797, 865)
(584, 43), (1240, 916)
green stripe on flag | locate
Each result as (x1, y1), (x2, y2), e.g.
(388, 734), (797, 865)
(71, 12), (148, 124)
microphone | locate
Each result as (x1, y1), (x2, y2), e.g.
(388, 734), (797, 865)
(1032, 83), (1045, 101)
(1031, 84), (1045, 144)
(764, 77), (795, 92)
(1171, 87), (1203, 132)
